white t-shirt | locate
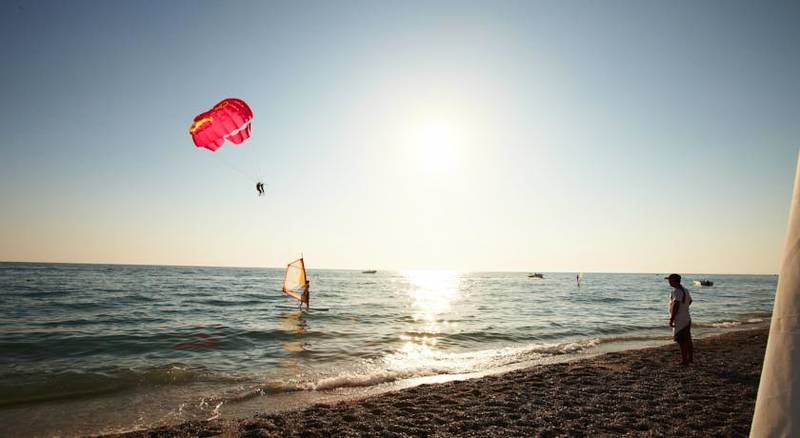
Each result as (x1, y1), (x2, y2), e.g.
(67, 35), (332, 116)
(670, 287), (692, 333)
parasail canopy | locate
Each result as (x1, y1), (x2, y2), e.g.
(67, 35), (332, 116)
(189, 98), (253, 151)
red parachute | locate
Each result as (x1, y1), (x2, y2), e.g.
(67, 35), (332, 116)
(189, 98), (253, 151)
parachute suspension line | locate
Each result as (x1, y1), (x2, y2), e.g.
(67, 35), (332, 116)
(213, 152), (262, 185)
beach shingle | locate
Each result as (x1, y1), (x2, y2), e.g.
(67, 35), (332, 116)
(107, 329), (766, 438)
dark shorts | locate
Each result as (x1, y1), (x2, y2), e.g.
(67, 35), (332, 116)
(674, 325), (691, 343)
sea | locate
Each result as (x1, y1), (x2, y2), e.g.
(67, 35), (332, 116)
(0, 262), (777, 437)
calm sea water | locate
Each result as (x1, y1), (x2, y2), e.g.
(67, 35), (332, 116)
(0, 262), (777, 436)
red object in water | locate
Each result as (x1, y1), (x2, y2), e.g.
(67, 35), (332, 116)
(175, 333), (221, 351)
(189, 98), (253, 151)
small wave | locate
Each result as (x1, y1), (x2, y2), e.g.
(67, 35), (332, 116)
(693, 315), (770, 329)
(591, 334), (671, 345)
(127, 364), (246, 386)
(312, 369), (419, 391)
(174, 338), (617, 399)
(181, 298), (265, 307)
(0, 364), (245, 406)
(295, 332), (704, 394)
(546, 338), (601, 353)
(445, 331), (520, 343)
(58, 301), (110, 310)
(296, 338), (608, 393)
(37, 315), (169, 327)
(166, 379), (307, 420)
(692, 318), (766, 328)
(714, 321), (741, 328)
(595, 297), (626, 303)
(120, 293), (160, 303)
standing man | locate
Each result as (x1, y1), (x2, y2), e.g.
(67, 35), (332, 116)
(665, 273), (693, 365)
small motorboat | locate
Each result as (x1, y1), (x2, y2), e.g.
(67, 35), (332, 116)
(693, 279), (714, 287)
(528, 273), (544, 279)
(361, 270), (377, 274)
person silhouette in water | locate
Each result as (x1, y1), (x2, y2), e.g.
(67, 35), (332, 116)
(256, 182), (265, 196)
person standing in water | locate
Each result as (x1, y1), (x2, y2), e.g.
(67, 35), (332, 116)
(301, 279), (310, 310)
(665, 273), (693, 365)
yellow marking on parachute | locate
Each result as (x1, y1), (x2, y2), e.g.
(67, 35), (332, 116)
(189, 116), (213, 133)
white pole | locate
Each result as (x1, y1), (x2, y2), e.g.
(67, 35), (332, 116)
(751, 153), (800, 437)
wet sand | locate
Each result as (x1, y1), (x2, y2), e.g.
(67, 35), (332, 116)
(110, 328), (767, 437)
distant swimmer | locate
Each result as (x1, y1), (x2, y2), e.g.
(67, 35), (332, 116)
(256, 182), (265, 196)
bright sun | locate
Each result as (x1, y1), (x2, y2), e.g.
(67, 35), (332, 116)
(412, 118), (462, 173)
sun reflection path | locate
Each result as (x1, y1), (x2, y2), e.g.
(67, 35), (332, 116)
(278, 311), (306, 354)
(405, 270), (461, 318)
(394, 270), (463, 367)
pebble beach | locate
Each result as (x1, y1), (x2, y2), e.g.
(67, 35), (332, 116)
(111, 328), (767, 437)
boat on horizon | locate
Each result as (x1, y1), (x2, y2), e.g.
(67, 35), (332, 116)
(528, 273), (544, 279)
(361, 270), (377, 274)
(693, 279), (714, 287)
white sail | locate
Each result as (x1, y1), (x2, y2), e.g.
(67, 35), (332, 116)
(751, 153), (800, 437)
(282, 257), (309, 307)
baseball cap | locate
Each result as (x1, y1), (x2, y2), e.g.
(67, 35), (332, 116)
(664, 273), (681, 281)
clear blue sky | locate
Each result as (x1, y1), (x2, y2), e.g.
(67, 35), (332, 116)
(1, 0), (798, 273)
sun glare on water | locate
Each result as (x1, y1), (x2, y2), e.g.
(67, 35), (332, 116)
(385, 270), (476, 374)
(395, 270), (461, 349)
(405, 270), (461, 321)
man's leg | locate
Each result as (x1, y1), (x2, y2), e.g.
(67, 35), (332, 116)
(676, 327), (690, 365)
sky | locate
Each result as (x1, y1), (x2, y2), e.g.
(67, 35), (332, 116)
(1, 0), (798, 273)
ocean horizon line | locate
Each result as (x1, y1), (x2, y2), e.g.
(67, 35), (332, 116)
(0, 259), (779, 276)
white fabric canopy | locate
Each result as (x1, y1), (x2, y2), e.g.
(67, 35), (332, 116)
(751, 153), (800, 437)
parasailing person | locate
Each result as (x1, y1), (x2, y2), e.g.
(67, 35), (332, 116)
(190, 98), (265, 195)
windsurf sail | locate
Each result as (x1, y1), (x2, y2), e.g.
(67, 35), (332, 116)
(282, 257), (309, 308)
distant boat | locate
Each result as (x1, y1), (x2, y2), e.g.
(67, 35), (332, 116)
(528, 273), (544, 279)
(361, 270), (377, 274)
(693, 279), (714, 287)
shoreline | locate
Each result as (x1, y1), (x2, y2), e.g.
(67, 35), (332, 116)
(109, 327), (767, 437)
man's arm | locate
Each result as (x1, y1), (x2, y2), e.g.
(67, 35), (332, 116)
(669, 300), (680, 327)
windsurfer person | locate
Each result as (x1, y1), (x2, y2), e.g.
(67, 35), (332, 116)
(256, 182), (265, 196)
(301, 280), (310, 310)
